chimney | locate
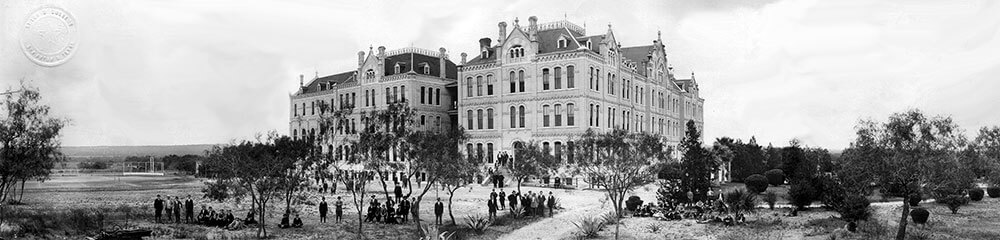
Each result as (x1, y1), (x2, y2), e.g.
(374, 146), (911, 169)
(439, 47), (447, 78)
(461, 52), (467, 65)
(479, 38), (492, 58)
(377, 46), (386, 58)
(358, 51), (366, 67)
(528, 16), (538, 41)
(299, 74), (306, 92)
(497, 22), (507, 45)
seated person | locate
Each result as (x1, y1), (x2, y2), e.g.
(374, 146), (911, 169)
(244, 210), (258, 225)
(384, 205), (396, 224)
(278, 213), (291, 228)
(291, 214), (303, 228)
(226, 210), (235, 224)
(226, 217), (246, 230)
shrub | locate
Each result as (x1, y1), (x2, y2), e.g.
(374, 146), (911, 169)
(857, 220), (890, 239)
(464, 214), (491, 235)
(764, 169), (785, 186)
(908, 192), (922, 207)
(969, 188), (984, 201)
(625, 196), (643, 211)
(909, 208), (929, 224)
(788, 181), (816, 210)
(836, 195), (870, 221)
(645, 224), (662, 233)
(938, 195), (968, 214)
(988, 187), (1000, 198)
(600, 211), (620, 226)
(723, 189), (758, 215)
(745, 174), (768, 193)
(572, 216), (605, 238)
(763, 191), (778, 210)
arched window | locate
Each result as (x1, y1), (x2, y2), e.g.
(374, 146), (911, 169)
(543, 104), (551, 127)
(542, 142), (551, 155)
(487, 108), (494, 129)
(466, 144), (474, 160)
(476, 109), (483, 130)
(435, 88), (441, 105)
(589, 67), (594, 90)
(466, 110), (473, 128)
(595, 69), (600, 91)
(422, 63), (431, 74)
(476, 143), (484, 162)
(420, 87), (426, 104)
(509, 106), (516, 128)
(466, 77), (473, 97)
(518, 106), (525, 128)
(567, 141), (575, 164)
(557, 37), (567, 48)
(487, 143), (494, 163)
(420, 115), (426, 126)
(554, 142), (563, 162)
(554, 104), (562, 126)
(509, 71), (516, 93)
(554, 67), (562, 89)
(393, 86), (399, 102)
(486, 75), (494, 95)
(567, 65), (574, 88)
(567, 103), (575, 126)
(400, 85), (406, 102)
(595, 104), (600, 127)
(518, 70), (525, 92)
(394, 63), (401, 74)
(476, 76), (483, 96)
(542, 68), (550, 90)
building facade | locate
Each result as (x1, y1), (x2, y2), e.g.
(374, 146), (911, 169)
(458, 17), (709, 185)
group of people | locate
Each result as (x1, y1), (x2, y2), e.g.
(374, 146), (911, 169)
(489, 189), (557, 219)
(363, 194), (413, 224)
(153, 194), (255, 230)
(652, 197), (746, 225)
(153, 195), (194, 223)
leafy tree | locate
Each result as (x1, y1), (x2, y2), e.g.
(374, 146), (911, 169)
(973, 126), (1000, 185)
(576, 128), (668, 240)
(678, 120), (718, 202)
(838, 109), (969, 240)
(718, 137), (767, 183)
(0, 83), (66, 203)
(510, 141), (559, 193)
(781, 140), (816, 184)
(404, 127), (468, 229)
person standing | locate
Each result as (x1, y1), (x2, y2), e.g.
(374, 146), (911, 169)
(547, 192), (556, 217)
(154, 195), (164, 223)
(434, 198), (444, 225)
(399, 198), (410, 223)
(498, 189), (506, 210)
(319, 196), (329, 223)
(174, 196), (182, 223)
(489, 189), (497, 205)
(185, 195), (194, 223)
(163, 195), (173, 223)
(498, 175), (505, 188)
(335, 196), (344, 223)
(487, 198), (497, 220)
(507, 191), (518, 212)
(393, 182), (403, 202)
(536, 194), (545, 217)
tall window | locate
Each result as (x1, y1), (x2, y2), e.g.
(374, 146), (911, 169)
(589, 104), (593, 126)
(567, 103), (575, 126)
(509, 71), (516, 93)
(567, 141), (575, 164)
(554, 142), (563, 162)
(595, 69), (600, 91)
(554, 67), (562, 89)
(476, 76), (483, 96)
(486, 75), (494, 95)
(435, 88), (440, 105)
(589, 67), (594, 90)
(510, 106), (516, 128)
(427, 88), (434, 105)
(554, 104), (562, 126)
(595, 104), (600, 127)
(476, 109), (484, 130)
(518, 106), (525, 128)
(393, 86), (399, 102)
(543, 105), (551, 127)
(542, 142), (550, 155)
(487, 108), (494, 129)
(422, 64), (430, 74)
(466, 77), (473, 97)
(400, 86), (405, 102)
(476, 143), (484, 162)
(542, 68), (550, 90)
(518, 70), (525, 92)
(487, 143), (494, 163)
(351, 92), (356, 107)
(466, 110), (473, 128)
(420, 115), (425, 126)
(385, 88), (390, 103)
(420, 87), (426, 104)
(566, 65), (574, 88)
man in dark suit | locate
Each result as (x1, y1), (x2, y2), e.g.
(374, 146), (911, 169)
(547, 192), (556, 217)
(498, 189), (506, 210)
(393, 182), (403, 202)
(489, 189), (497, 204)
(508, 191), (518, 212)
(335, 196), (344, 223)
(173, 196), (182, 223)
(319, 196), (329, 223)
(185, 195), (195, 223)
(154, 195), (164, 223)
(487, 198), (497, 220)
(434, 198), (444, 225)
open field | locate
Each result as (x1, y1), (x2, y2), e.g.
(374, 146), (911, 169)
(4, 176), (1000, 240)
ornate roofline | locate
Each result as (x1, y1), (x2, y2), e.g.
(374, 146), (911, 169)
(385, 47), (441, 57)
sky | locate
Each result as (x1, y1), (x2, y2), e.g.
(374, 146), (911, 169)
(1, 0), (999, 149)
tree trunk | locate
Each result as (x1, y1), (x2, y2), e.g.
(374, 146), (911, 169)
(448, 188), (457, 225)
(516, 177), (522, 193)
(18, 179), (26, 203)
(895, 198), (909, 240)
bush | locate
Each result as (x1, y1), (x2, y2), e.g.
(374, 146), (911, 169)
(938, 195), (968, 214)
(857, 220), (890, 239)
(572, 216), (605, 238)
(910, 208), (929, 224)
(969, 188), (984, 201)
(988, 187), (1000, 198)
(723, 189), (758, 215)
(763, 191), (778, 210)
(764, 169), (785, 186)
(464, 215), (491, 235)
(600, 211), (620, 226)
(625, 196), (643, 211)
(836, 195), (871, 221)
(908, 192), (922, 207)
(812, 175), (846, 209)
(745, 174), (768, 193)
(788, 181), (816, 210)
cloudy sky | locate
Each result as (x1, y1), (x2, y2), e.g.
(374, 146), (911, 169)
(2, 0), (999, 149)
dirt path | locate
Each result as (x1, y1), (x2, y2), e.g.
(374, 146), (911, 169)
(498, 186), (658, 240)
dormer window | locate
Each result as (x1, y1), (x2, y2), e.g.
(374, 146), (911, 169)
(509, 45), (524, 58)
(421, 63), (431, 74)
(394, 63), (401, 74)
(482, 50), (489, 58)
(557, 37), (568, 48)
(586, 41), (592, 49)
(320, 83), (327, 91)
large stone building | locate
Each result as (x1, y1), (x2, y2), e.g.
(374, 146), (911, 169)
(458, 17), (709, 185)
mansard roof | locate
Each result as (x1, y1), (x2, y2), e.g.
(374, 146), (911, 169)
(536, 27), (582, 54)
(621, 45), (656, 76)
(298, 70), (357, 95)
(382, 50), (458, 80)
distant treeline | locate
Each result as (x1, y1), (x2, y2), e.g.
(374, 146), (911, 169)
(715, 137), (836, 183)
(73, 154), (205, 175)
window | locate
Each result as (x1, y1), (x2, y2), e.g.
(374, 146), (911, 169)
(394, 63), (401, 74)
(400, 86), (405, 102)
(595, 69), (600, 91)
(509, 45), (524, 58)
(420, 87), (426, 104)
(554, 142), (562, 162)
(542, 142), (550, 155)
(557, 37), (567, 48)
(543, 105), (550, 127)
(422, 63), (430, 74)
(436, 88), (441, 105)
(393, 86), (399, 102)
(566, 65), (574, 88)
(385, 88), (390, 103)
(371, 90), (376, 107)
(351, 93), (356, 108)
(466, 77), (473, 97)
(554, 104), (562, 126)
(509, 71), (516, 93)
(567, 141), (575, 164)
(466, 110), (473, 128)
(510, 106), (516, 128)
(486, 75), (494, 95)
(476, 76), (483, 96)
(554, 67), (562, 89)
(466, 144), (473, 160)
(311, 101), (315, 115)
(542, 68), (550, 90)
(595, 104), (600, 127)
(518, 70), (525, 92)
(420, 115), (425, 126)
(487, 143), (494, 163)
(567, 103), (575, 126)
(366, 69), (375, 79)
(476, 143), (484, 162)
(518, 106), (525, 128)
(589, 104), (593, 126)
(589, 67), (594, 90)
(294, 104), (298, 116)
(477, 109), (483, 130)
(487, 108), (494, 129)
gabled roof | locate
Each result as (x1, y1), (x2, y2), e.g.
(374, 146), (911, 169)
(537, 28), (582, 54)
(620, 45), (656, 76)
(382, 52), (458, 79)
(299, 70), (356, 95)
(576, 35), (604, 53)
